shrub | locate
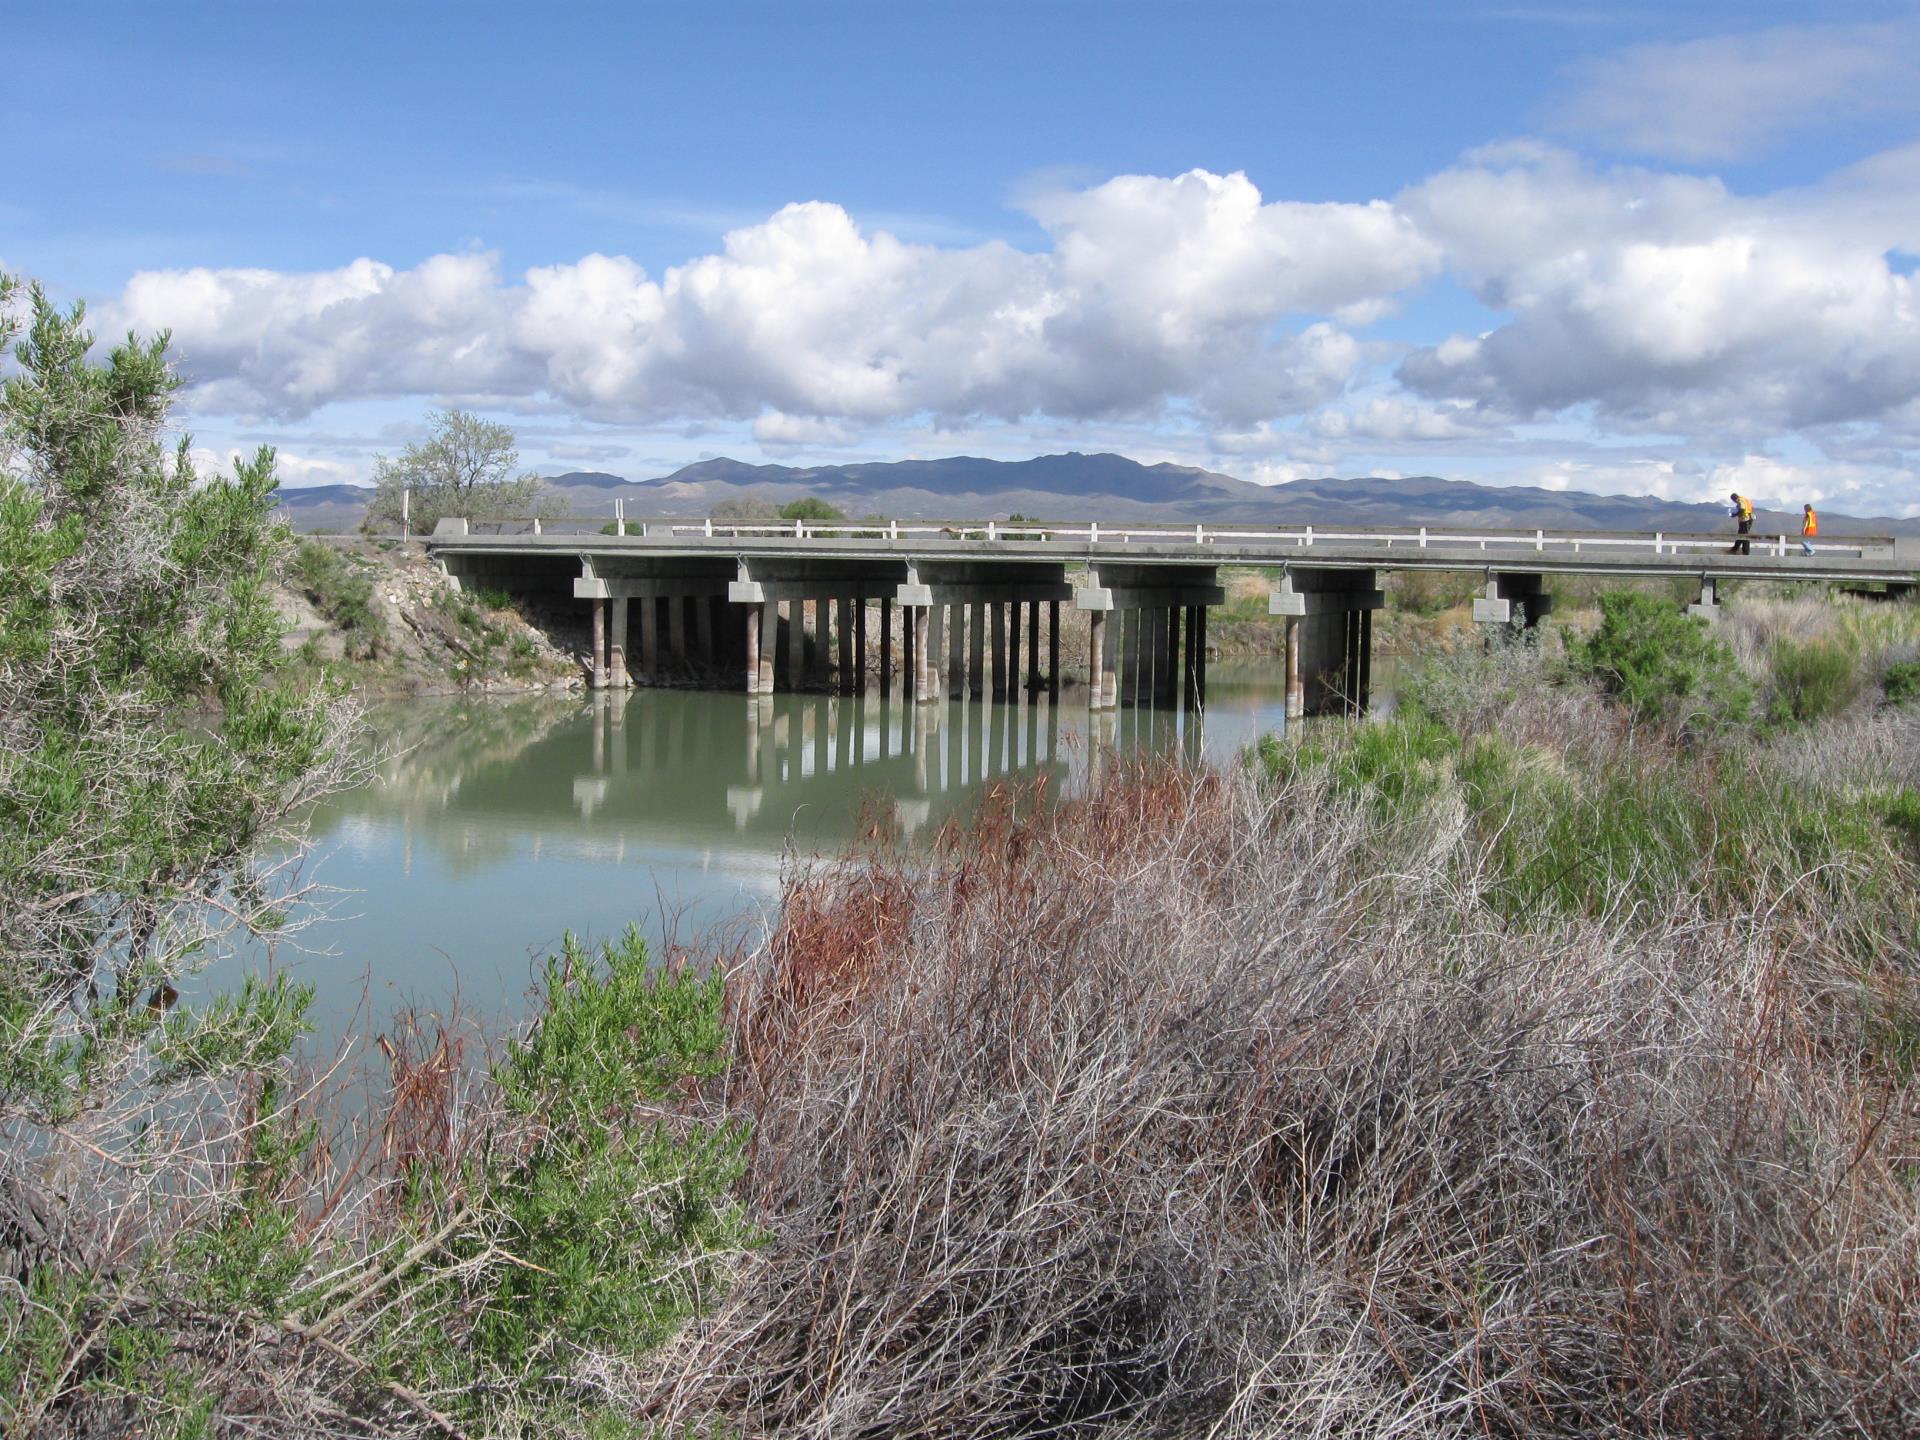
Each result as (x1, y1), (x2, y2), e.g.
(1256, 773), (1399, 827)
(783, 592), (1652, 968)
(1769, 636), (1863, 726)
(1885, 659), (1920, 706)
(1577, 590), (1752, 733)
(1390, 568), (1477, 615)
(1329, 712), (1459, 810)
(640, 757), (1920, 1436)
(291, 538), (387, 659)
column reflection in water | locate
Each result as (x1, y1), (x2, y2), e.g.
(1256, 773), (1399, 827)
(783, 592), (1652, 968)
(276, 667), (1307, 1043)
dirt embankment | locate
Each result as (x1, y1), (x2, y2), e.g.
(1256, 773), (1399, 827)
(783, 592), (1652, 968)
(277, 539), (587, 697)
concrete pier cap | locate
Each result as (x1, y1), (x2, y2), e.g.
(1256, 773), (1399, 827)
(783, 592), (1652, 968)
(1267, 568), (1385, 615)
(727, 561), (765, 604)
(1073, 565), (1114, 611)
(894, 562), (933, 607)
(1687, 576), (1721, 621)
(1472, 572), (1553, 626)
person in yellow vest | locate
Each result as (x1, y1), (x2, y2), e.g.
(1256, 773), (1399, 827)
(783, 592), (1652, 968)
(1728, 492), (1754, 555)
(1801, 502), (1818, 556)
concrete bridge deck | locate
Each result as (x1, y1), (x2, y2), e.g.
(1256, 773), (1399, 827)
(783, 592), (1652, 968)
(426, 515), (1919, 719)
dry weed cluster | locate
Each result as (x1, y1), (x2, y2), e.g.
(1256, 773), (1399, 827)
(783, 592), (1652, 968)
(635, 673), (1920, 1437)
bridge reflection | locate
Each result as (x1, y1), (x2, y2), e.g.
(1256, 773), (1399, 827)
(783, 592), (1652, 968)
(329, 690), (1208, 872)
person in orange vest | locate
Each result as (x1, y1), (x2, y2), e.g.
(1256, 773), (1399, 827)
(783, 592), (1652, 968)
(1728, 492), (1754, 555)
(1801, 502), (1818, 556)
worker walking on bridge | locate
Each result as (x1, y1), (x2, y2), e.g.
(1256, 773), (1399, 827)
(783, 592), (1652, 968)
(1728, 492), (1754, 555)
(1801, 503), (1818, 556)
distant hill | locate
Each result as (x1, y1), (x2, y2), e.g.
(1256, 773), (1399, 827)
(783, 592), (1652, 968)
(277, 452), (1920, 537)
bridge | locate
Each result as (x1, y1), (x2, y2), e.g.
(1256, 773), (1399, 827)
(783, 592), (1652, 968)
(427, 514), (1919, 718)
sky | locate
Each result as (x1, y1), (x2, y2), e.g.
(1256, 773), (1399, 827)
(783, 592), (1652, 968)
(7, 0), (1920, 516)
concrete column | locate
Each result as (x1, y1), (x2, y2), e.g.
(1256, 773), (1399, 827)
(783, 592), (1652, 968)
(1160, 606), (1178, 704)
(1008, 600), (1021, 699)
(806, 598), (826, 688)
(745, 604), (762, 693)
(1182, 606), (1198, 710)
(1026, 600), (1040, 695)
(1196, 606), (1208, 710)
(1118, 608), (1137, 706)
(786, 599), (803, 689)
(610, 597), (630, 689)
(1284, 616), (1303, 720)
(694, 594), (714, 676)
(854, 592), (868, 695)
(638, 595), (658, 682)
(1048, 600), (1061, 700)
(881, 598), (894, 693)
(921, 602), (936, 706)
(969, 600), (986, 699)
(668, 594), (688, 675)
(948, 603), (965, 695)
(1142, 608), (1158, 706)
(838, 595), (855, 694)
(587, 599), (610, 687)
(1088, 610), (1106, 711)
(591, 598), (608, 689)
(759, 601), (778, 694)
(991, 601), (1008, 699)
(1143, 606), (1158, 706)
(900, 602), (912, 699)
(913, 605), (933, 703)
(1357, 608), (1371, 713)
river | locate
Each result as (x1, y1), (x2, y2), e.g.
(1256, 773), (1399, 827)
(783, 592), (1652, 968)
(243, 663), (1365, 1044)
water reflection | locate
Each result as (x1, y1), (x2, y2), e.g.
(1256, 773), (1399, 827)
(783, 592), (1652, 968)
(255, 668), (1298, 1037)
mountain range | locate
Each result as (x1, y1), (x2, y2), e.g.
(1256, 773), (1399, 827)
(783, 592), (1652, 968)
(277, 452), (1919, 538)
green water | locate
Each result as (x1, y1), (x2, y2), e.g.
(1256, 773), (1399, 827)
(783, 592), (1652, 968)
(245, 666), (1325, 1040)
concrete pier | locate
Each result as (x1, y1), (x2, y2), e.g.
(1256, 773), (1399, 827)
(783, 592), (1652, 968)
(1270, 569), (1384, 717)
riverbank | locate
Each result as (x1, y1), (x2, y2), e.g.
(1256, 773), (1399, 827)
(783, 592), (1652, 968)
(278, 537), (586, 696)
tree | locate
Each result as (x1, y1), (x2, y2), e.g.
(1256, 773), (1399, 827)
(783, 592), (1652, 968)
(711, 494), (780, 522)
(364, 408), (557, 533)
(778, 495), (844, 522)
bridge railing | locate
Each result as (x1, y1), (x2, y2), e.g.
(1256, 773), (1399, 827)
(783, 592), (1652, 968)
(453, 515), (1894, 560)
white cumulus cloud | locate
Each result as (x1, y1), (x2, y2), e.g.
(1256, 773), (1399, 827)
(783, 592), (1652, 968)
(1397, 145), (1920, 436)
(100, 170), (1435, 431)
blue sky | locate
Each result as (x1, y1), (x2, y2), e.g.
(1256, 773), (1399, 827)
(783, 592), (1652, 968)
(7, 1), (1920, 514)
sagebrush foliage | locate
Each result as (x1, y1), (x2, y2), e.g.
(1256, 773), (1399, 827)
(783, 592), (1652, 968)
(0, 278), (748, 1438)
